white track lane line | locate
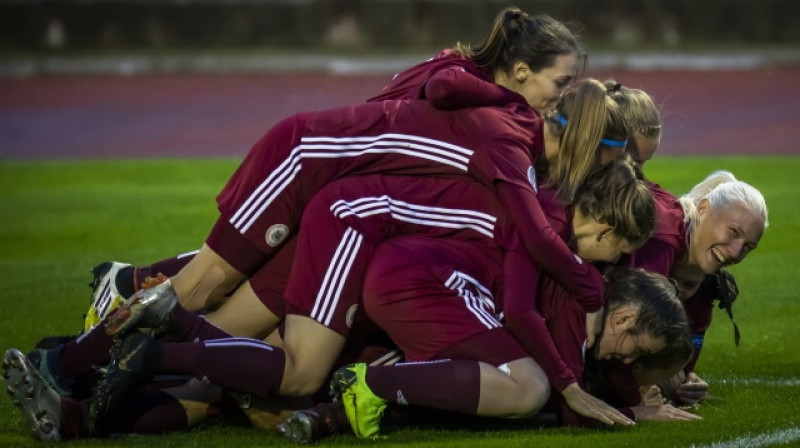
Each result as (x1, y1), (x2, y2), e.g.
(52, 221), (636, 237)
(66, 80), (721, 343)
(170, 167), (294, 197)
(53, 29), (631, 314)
(689, 427), (800, 448)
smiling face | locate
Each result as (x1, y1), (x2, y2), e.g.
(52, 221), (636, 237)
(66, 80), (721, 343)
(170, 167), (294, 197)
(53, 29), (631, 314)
(593, 305), (667, 364)
(689, 199), (765, 274)
(499, 52), (578, 113)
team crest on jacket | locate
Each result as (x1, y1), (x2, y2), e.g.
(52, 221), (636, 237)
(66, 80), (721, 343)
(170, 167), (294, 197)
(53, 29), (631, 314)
(265, 224), (289, 247)
(527, 166), (538, 193)
(346, 304), (359, 329)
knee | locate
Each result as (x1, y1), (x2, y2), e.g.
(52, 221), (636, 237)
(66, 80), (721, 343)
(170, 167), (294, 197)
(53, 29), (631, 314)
(517, 378), (550, 416)
(510, 366), (551, 417)
(278, 359), (327, 397)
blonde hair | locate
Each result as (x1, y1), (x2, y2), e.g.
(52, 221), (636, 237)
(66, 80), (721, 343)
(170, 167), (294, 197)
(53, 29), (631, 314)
(544, 78), (629, 203)
(604, 80), (662, 139)
(678, 170), (769, 235)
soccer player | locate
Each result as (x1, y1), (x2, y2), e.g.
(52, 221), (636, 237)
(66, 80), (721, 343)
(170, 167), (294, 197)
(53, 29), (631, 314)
(602, 79), (663, 166)
(369, 7), (583, 113)
(108, 77), (623, 319)
(328, 265), (692, 438)
(634, 171), (767, 405)
(85, 6), (592, 327)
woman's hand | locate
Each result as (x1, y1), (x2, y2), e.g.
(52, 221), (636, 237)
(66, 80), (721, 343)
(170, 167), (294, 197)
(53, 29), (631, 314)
(561, 382), (635, 426)
(631, 403), (702, 421)
(676, 372), (709, 406)
(640, 385), (667, 406)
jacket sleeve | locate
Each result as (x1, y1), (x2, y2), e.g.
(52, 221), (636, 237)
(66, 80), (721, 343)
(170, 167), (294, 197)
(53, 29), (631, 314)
(424, 66), (521, 110)
(495, 181), (605, 312)
(682, 292), (714, 373)
(501, 248), (578, 392)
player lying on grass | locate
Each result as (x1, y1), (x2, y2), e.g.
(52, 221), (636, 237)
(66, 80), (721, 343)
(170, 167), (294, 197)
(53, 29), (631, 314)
(3, 156), (658, 440)
(323, 267), (693, 439)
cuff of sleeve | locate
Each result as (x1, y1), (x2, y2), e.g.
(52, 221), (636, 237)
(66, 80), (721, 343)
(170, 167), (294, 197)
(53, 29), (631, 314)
(554, 377), (578, 393)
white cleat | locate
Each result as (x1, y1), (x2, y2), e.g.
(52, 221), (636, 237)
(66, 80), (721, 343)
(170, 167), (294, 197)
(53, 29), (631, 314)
(3, 348), (62, 442)
(86, 261), (132, 332)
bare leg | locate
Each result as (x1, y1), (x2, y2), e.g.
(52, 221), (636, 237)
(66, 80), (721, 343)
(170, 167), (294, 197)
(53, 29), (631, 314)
(279, 315), (346, 396)
(475, 358), (550, 418)
(204, 281), (281, 339)
(169, 244), (244, 312)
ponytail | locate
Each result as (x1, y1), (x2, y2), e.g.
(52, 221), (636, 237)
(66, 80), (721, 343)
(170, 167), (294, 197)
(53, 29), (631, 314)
(545, 78), (628, 203)
(574, 154), (655, 247)
(604, 79), (662, 139)
(457, 7), (585, 75)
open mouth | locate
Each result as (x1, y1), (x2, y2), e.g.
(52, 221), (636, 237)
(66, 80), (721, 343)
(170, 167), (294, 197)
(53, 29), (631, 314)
(711, 247), (729, 266)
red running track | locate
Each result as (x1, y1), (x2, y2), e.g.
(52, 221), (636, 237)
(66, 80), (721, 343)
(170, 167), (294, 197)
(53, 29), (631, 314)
(1, 68), (798, 159)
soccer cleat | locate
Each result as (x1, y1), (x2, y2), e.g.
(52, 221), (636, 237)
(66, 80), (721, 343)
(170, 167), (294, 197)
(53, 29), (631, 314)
(3, 348), (62, 441)
(104, 279), (177, 336)
(25, 346), (74, 397)
(276, 401), (349, 444)
(89, 331), (161, 431)
(330, 363), (387, 439)
(86, 261), (131, 332)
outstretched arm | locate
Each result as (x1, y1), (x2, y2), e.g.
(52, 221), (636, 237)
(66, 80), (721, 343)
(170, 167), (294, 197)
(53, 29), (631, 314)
(495, 181), (605, 311)
(501, 250), (632, 426)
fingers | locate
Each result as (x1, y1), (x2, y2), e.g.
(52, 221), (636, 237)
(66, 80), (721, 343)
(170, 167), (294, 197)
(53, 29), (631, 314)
(605, 408), (635, 426)
(677, 383), (708, 404)
(563, 384), (635, 426)
(665, 405), (703, 421)
(586, 398), (635, 426)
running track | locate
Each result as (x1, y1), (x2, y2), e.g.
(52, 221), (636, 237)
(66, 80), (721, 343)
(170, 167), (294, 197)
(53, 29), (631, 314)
(1, 68), (798, 159)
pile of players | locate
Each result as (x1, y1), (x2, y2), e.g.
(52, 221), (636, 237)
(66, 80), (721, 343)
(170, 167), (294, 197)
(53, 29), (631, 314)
(3, 6), (767, 443)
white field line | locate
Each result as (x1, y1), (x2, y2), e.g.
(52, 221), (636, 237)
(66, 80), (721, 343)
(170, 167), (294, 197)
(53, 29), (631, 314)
(688, 427), (800, 448)
(707, 376), (800, 387)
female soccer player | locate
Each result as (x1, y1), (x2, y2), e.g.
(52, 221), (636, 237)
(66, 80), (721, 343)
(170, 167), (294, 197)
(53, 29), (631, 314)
(98, 76), (626, 339)
(84, 6), (592, 329)
(369, 7), (583, 113)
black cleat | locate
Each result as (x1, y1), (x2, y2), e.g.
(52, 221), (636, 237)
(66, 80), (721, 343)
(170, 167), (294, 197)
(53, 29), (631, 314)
(89, 331), (161, 432)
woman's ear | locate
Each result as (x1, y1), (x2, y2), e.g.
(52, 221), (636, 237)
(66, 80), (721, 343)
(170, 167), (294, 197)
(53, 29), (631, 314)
(697, 198), (711, 216)
(596, 226), (615, 242)
(609, 304), (637, 334)
(513, 60), (530, 83)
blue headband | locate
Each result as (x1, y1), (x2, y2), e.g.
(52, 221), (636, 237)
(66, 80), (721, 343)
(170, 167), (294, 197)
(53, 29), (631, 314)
(555, 113), (627, 148)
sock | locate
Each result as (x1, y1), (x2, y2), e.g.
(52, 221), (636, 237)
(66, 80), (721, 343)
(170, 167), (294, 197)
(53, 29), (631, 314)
(167, 306), (231, 342)
(58, 323), (113, 378)
(365, 360), (481, 414)
(115, 266), (136, 299)
(98, 388), (188, 436)
(133, 255), (195, 293)
(160, 338), (285, 398)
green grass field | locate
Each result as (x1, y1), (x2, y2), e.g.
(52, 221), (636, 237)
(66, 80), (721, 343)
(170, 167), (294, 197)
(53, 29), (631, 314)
(1, 156), (798, 447)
